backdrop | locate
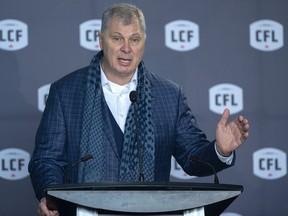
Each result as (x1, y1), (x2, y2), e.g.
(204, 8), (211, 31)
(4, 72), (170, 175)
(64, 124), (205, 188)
(0, 0), (287, 215)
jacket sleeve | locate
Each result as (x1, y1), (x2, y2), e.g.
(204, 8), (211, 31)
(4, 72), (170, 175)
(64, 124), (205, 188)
(173, 87), (235, 177)
(28, 83), (67, 200)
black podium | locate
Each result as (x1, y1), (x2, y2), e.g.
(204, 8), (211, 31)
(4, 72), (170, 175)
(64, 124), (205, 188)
(46, 182), (243, 216)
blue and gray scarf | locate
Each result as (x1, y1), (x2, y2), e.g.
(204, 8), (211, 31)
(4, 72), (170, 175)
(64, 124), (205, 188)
(78, 51), (155, 182)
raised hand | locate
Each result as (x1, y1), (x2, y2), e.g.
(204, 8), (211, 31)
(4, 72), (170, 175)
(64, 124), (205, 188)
(215, 108), (249, 156)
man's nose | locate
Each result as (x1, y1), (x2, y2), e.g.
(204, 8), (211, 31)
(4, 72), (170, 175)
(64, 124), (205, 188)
(121, 40), (131, 53)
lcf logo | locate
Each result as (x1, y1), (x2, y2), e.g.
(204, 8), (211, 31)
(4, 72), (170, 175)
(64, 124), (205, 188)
(165, 20), (199, 51)
(209, 83), (243, 115)
(253, 148), (287, 180)
(250, 19), (284, 52)
(0, 19), (28, 51)
(0, 148), (30, 180)
(80, 19), (102, 51)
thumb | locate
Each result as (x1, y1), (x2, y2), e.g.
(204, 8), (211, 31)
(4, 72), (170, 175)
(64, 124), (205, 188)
(218, 108), (230, 127)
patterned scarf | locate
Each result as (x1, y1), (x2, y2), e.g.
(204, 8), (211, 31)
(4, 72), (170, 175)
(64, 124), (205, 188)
(78, 51), (155, 182)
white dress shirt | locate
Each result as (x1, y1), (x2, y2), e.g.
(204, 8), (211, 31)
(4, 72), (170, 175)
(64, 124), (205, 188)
(101, 68), (137, 133)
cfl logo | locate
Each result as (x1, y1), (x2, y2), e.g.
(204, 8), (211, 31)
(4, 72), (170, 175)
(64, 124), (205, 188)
(80, 19), (102, 51)
(165, 20), (199, 51)
(250, 19), (284, 51)
(253, 148), (287, 180)
(38, 84), (51, 112)
(0, 19), (28, 51)
(209, 83), (243, 115)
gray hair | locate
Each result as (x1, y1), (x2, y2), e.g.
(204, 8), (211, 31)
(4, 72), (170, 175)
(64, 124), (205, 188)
(101, 3), (146, 37)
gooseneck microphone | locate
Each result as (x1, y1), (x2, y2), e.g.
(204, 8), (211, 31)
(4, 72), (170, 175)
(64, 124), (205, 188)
(129, 90), (144, 182)
(189, 156), (219, 184)
(64, 154), (93, 183)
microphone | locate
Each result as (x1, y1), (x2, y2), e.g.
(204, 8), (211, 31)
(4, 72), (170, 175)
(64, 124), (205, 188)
(129, 90), (137, 103)
(64, 154), (93, 183)
(129, 91), (144, 182)
(189, 156), (219, 184)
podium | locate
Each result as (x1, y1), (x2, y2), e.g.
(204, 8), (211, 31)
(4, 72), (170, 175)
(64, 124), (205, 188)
(46, 182), (243, 216)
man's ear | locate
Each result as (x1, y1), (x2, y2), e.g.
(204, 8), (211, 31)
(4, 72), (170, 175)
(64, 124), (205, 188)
(98, 32), (103, 49)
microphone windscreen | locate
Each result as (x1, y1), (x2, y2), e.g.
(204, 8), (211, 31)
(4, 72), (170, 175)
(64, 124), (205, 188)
(129, 91), (138, 103)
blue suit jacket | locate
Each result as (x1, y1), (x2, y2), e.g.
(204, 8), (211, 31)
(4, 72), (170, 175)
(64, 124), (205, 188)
(29, 63), (234, 200)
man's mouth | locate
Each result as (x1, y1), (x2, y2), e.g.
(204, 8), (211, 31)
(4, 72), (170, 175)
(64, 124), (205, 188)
(118, 57), (132, 65)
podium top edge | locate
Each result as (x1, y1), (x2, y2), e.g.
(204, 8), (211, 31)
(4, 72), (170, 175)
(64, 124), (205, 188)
(46, 182), (243, 192)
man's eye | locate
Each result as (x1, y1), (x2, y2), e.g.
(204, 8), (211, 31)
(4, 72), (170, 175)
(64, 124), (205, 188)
(113, 37), (121, 41)
(112, 36), (124, 43)
(131, 38), (140, 43)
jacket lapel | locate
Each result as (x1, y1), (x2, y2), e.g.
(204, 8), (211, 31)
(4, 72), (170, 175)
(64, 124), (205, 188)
(101, 97), (121, 159)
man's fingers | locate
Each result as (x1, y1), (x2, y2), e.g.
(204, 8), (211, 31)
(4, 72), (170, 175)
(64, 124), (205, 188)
(236, 116), (250, 143)
(38, 197), (53, 216)
(237, 116), (250, 132)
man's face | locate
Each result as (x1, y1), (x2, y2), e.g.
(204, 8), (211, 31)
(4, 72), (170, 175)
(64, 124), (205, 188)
(99, 16), (145, 84)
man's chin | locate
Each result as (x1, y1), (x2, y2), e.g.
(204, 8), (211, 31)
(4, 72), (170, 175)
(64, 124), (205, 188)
(116, 66), (135, 74)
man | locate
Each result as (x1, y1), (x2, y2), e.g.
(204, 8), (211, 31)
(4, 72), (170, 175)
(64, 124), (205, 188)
(29, 3), (249, 216)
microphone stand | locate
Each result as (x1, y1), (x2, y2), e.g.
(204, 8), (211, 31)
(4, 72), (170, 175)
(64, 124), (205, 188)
(189, 156), (219, 184)
(64, 155), (93, 183)
(129, 91), (144, 182)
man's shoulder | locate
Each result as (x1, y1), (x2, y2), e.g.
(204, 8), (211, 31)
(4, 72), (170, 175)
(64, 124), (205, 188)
(44, 67), (89, 109)
(53, 66), (89, 87)
(48, 66), (89, 97)
(150, 72), (180, 91)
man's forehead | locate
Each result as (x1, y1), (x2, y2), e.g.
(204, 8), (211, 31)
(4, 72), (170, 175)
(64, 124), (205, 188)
(107, 18), (144, 35)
